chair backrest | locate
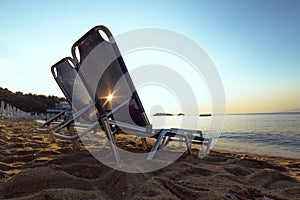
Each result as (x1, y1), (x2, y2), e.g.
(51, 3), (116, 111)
(51, 57), (92, 113)
(71, 26), (150, 128)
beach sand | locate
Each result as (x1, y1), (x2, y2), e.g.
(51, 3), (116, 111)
(0, 120), (299, 200)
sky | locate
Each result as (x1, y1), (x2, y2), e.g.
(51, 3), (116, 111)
(0, 0), (299, 114)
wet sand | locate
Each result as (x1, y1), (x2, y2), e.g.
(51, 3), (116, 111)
(0, 120), (299, 199)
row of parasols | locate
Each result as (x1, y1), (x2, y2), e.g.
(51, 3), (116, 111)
(0, 100), (31, 119)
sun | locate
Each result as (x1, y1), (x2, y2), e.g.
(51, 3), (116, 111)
(107, 94), (113, 101)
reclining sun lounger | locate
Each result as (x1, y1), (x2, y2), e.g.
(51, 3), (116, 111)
(37, 57), (98, 150)
(65, 25), (212, 162)
(36, 58), (75, 133)
(44, 25), (212, 165)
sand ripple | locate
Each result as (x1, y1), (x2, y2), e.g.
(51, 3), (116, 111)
(0, 120), (299, 200)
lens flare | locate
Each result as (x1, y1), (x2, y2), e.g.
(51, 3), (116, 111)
(107, 94), (113, 101)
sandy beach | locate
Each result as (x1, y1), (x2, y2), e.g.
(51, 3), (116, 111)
(0, 120), (299, 200)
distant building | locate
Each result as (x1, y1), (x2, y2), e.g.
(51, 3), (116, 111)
(56, 101), (70, 110)
(46, 101), (71, 115)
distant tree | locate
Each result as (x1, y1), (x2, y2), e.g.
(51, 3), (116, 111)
(0, 87), (65, 113)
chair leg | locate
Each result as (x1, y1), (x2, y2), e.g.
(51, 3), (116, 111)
(102, 129), (118, 148)
(141, 138), (148, 150)
(146, 130), (168, 160)
(48, 132), (56, 143)
(159, 136), (167, 149)
(205, 138), (212, 155)
(198, 138), (212, 158)
(102, 118), (121, 163)
(182, 135), (192, 155)
(163, 136), (171, 147)
(67, 126), (80, 150)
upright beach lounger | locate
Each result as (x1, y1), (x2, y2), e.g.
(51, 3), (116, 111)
(36, 58), (77, 132)
(67, 25), (212, 161)
(49, 57), (120, 140)
(37, 57), (98, 149)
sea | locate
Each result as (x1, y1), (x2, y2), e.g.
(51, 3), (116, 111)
(149, 113), (300, 159)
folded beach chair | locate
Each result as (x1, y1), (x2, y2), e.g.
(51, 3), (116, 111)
(63, 25), (212, 161)
(0, 101), (7, 119)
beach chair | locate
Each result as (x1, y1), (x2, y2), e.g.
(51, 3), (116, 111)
(37, 58), (75, 133)
(51, 57), (106, 136)
(37, 57), (99, 149)
(64, 25), (212, 161)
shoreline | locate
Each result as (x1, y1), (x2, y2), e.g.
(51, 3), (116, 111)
(13, 119), (300, 160)
(213, 148), (300, 162)
(213, 142), (300, 160)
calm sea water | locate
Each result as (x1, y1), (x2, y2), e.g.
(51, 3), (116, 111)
(149, 113), (300, 159)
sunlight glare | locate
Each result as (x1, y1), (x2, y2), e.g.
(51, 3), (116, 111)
(107, 94), (113, 101)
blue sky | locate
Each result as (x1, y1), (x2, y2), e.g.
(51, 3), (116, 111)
(0, 0), (299, 114)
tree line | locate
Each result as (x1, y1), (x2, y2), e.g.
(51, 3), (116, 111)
(0, 87), (65, 113)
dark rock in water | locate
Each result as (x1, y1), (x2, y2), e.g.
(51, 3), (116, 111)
(199, 114), (212, 117)
(153, 113), (173, 116)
